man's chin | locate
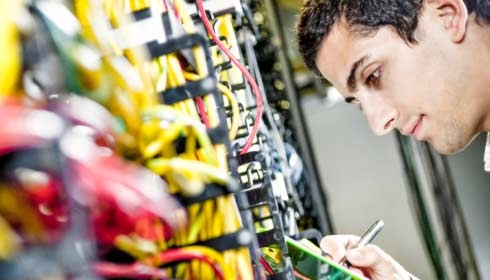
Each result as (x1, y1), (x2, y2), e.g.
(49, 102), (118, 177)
(430, 135), (478, 155)
(433, 145), (462, 155)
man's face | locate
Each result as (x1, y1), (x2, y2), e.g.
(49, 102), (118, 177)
(314, 12), (483, 154)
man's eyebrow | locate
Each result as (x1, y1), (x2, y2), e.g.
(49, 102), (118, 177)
(346, 54), (370, 92)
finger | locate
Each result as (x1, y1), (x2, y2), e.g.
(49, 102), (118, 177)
(348, 267), (366, 278)
(346, 244), (386, 267)
(320, 235), (360, 262)
(323, 252), (334, 261)
(347, 246), (412, 280)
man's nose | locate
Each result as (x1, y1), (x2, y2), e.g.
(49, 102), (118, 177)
(360, 93), (398, 136)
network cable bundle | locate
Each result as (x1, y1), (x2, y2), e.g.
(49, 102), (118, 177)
(0, 0), (333, 279)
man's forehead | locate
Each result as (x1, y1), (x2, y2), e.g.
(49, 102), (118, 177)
(315, 23), (397, 93)
(314, 21), (357, 93)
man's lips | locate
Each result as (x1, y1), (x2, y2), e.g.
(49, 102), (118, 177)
(402, 115), (423, 135)
(411, 116), (424, 136)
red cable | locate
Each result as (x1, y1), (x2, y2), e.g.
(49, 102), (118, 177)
(196, 0), (263, 155)
(95, 250), (225, 280)
(196, 96), (211, 127)
(164, 0), (209, 128)
(163, 0), (179, 19)
(94, 262), (168, 279)
(154, 249), (225, 280)
(293, 269), (313, 280)
(259, 256), (274, 275)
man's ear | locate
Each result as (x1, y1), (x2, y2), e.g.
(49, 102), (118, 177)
(427, 0), (468, 43)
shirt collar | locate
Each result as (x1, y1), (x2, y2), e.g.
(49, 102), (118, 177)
(484, 132), (490, 172)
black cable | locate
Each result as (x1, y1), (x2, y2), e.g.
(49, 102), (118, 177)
(394, 132), (447, 279)
(424, 145), (480, 279)
(266, 0), (334, 235)
(243, 28), (305, 219)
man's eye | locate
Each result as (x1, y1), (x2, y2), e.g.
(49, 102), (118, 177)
(345, 96), (359, 104)
(345, 97), (363, 111)
(365, 69), (381, 86)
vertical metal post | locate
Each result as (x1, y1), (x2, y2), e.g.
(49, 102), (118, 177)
(262, 0), (334, 234)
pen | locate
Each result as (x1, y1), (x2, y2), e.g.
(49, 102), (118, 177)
(338, 220), (384, 267)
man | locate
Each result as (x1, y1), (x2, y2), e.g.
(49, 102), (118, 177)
(296, 0), (490, 279)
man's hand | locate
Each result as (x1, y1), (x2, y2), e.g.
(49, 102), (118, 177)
(320, 235), (411, 280)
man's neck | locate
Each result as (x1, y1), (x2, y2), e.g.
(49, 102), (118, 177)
(466, 17), (490, 171)
(471, 20), (490, 132)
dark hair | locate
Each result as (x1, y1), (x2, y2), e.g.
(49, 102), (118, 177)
(296, 0), (490, 77)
